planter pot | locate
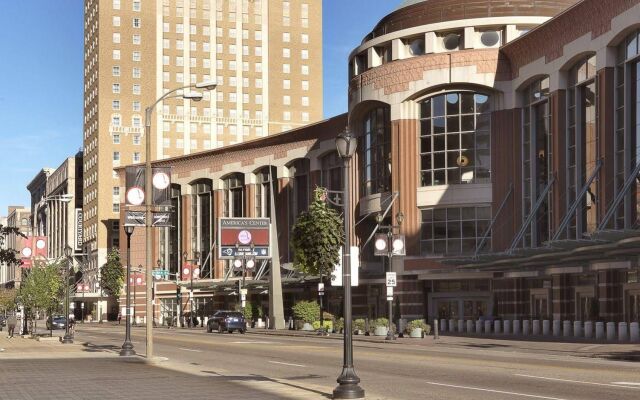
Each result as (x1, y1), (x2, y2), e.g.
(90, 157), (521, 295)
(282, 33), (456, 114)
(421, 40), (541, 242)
(374, 326), (388, 336)
(354, 329), (364, 335)
(410, 328), (423, 338)
(301, 323), (314, 331)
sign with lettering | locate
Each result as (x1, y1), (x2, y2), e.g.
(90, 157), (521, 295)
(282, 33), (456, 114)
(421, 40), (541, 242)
(218, 218), (271, 259)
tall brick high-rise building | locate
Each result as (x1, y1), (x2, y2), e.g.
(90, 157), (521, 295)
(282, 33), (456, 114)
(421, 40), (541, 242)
(82, 0), (323, 289)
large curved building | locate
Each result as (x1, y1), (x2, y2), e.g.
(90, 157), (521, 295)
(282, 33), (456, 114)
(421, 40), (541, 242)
(119, 0), (640, 329)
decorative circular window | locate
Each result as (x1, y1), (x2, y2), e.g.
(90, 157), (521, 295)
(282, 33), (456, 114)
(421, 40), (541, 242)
(409, 38), (425, 56)
(480, 31), (500, 47)
(443, 34), (460, 51)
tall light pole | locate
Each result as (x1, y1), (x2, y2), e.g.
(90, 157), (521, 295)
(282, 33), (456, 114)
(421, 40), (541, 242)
(120, 225), (135, 356)
(144, 81), (216, 359)
(233, 242), (255, 311)
(62, 245), (73, 344)
(333, 127), (365, 399)
(182, 251), (200, 328)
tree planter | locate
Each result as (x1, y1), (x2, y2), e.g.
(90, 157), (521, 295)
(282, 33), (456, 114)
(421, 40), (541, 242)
(409, 328), (423, 338)
(301, 322), (314, 331)
(374, 326), (388, 336)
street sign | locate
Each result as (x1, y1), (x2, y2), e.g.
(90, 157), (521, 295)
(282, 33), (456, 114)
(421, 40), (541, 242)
(386, 286), (393, 301)
(386, 272), (397, 287)
(152, 269), (169, 279)
(318, 282), (325, 295)
(124, 211), (173, 227)
(218, 218), (271, 259)
(240, 288), (248, 295)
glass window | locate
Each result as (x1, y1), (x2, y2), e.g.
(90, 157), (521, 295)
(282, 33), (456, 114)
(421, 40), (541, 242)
(421, 206), (491, 256)
(255, 167), (277, 218)
(420, 92), (491, 186)
(359, 106), (391, 197)
(288, 159), (310, 226)
(223, 174), (245, 218)
(190, 181), (213, 278)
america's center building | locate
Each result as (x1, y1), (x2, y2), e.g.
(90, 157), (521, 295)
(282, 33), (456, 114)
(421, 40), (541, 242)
(120, 0), (640, 327)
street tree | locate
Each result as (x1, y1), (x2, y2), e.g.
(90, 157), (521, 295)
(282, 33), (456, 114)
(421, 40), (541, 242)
(0, 288), (17, 316)
(0, 224), (26, 266)
(291, 187), (344, 277)
(17, 261), (64, 334)
(100, 249), (125, 300)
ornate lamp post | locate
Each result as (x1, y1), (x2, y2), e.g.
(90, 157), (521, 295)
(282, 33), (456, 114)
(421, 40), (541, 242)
(333, 127), (365, 399)
(62, 245), (74, 344)
(120, 225), (136, 356)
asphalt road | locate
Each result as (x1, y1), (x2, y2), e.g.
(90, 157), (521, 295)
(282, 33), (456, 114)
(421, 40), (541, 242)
(74, 325), (640, 400)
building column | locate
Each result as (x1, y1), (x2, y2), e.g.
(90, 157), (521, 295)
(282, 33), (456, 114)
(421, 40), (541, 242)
(598, 270), (623, 322)
(552, 274), (574, 321)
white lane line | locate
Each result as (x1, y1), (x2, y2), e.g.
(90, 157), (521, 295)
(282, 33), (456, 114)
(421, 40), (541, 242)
(515, 374), (640, 390)
(424, 382), (567, 400)
(611, 382), (640, 386)
(178, 348), (203, 353)
(267, 361), (306, 368)
(231, 341), (281, 344)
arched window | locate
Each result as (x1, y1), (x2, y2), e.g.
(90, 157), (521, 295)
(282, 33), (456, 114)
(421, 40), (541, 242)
(566, 55), (597, 238)
(255, 167), (277, 218)
(190, 180), (212, 278)
(419, 91), (491, 186)
(321, 151), (343, 207)
(359, 106), (391, 197)
(522, 77), (552, 247)
(614, 30), (640, 228)
(223, 173), (244, 218)
(288, 159), (310, 224)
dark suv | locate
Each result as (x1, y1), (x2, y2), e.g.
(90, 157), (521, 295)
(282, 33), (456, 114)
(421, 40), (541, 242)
(207, 311), (246, 334)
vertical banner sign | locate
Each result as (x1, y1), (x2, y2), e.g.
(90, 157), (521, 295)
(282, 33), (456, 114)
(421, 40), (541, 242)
(331, 246), (360, 287)
(151, 167), (171, 206)
(125, 166), (146, 206)
(75, 209), (83, 250)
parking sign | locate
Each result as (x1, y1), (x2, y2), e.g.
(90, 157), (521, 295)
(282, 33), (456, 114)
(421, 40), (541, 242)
(386, 272), (397, 287)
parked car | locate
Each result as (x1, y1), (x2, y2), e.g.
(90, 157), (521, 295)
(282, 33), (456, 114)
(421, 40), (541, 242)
(46, 315), (67, 330)
(206, 311), (246, 334)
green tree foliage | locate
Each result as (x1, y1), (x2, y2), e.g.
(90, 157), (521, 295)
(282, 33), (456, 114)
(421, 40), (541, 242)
(18, 261), (64, 333)
(0, 225), (26, 266)
(291, 300), (320, 323)
(0, 288), (17, 315)
(100, 249), (125, 299)
(291, 188), (344, 277)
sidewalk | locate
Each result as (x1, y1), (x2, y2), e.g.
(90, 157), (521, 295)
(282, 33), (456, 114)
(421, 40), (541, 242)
(0, 335), (334, 400)
(246, 328), (640, 362)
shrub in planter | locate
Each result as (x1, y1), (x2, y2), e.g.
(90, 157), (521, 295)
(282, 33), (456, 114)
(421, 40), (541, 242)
(370, 318), (396, 333)
(405, 319), (431, 336)
(353, 318), (366, 333)
(312, 320), (333, 331)
(334, 318), (344, 333)
(292, 300), (320, 325)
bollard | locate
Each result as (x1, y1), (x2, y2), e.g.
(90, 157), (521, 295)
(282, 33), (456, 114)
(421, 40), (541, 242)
(630, 322), (639, 342)
(494, 320), (501, 334)
(466, 320), (473, 333)
(513, 320), (521, 336)
(618, 322), (628, 342)
(595, 322), (605, 340)
(440, 319), (446, 332)
(584, 321), (593, 339)
(533, 320), (541, 335)
(606, 322), (616, 341)
(542, 320), (550, 336)
(563, 320), (571, 337)
(523, 320), (531, 336)
(434, 319), (439, 340)
(484, 320), (492, 334)
(449, 319), (455, 332)
(553, 320), (561, 337)
(504, 320), (512, 335)
(458, 320), (464, 333)
(573, 321), (582, 338)
(475, 320), (482, 334)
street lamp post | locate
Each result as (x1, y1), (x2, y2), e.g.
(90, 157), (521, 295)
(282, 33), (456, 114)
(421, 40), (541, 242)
(333, 127), (365, 400)
(233, 243), (255, 312)
(62, 245), (73, 344)
(182, 251), (200, 328)
(144, 80), (217, 359)
(374, 212), (405, 341)
(120, 226), (136, 356)
(134, 265), (142, 325)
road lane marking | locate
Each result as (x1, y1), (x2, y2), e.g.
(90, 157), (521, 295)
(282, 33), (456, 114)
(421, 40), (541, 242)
(267, 361), (306, 368)
(611, 382), (640, 386)
(515, 374), (640, 390)
(424, 382), (567, 400)
(231, 341), (281, 344)
(178, 348), (203, 353)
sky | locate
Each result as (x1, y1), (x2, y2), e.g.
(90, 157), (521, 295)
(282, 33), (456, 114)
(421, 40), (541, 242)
(0, 0), (398, 215)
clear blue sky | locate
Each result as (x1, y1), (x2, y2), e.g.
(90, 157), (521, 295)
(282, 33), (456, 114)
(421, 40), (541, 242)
(0, 0), (397, 215)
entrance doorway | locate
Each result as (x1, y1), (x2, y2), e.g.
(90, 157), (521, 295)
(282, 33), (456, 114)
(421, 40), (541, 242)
(434, 298), (489, 320)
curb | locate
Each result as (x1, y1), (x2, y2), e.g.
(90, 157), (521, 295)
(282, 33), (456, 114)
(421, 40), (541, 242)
(245, 330), (409, 345)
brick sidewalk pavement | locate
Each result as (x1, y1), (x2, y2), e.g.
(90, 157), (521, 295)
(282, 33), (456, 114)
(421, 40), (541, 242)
(0, 335), (334, 400)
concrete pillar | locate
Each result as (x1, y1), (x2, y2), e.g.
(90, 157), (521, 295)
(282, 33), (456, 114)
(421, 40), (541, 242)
(573, 321), (582, 337)
(524, 320), (531, 336)
(630, 322), (639, 342)
(618, 322), (628, 342)
(606, 322), (616, 341)
(584, 321), (593, 339)
(563, 320), (571, 337)
(553, 320), (561, 336)
(440, 319), (446, 332)
(595, 322), (605, 340)
(475, 320), (482, 334)
(503, 320), (511, 334)
(513, 320), (521, 335)
(458, 320), (464, 333)
(484, 320), (491, 334)
(542, 320), (550, 335)
(449, 319), (455, 332)
(466, 320), (473, 333)
(494, 320), (501, 334)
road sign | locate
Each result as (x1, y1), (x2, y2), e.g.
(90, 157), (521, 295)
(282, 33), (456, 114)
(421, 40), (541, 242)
(218, 218), (271, 259)
(386, 272), (397, 287)
(152, 269), (169, 279)
(318, 283), (325, 295)
(124, 211), (173, 227)
(386, 286), (393, 301)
